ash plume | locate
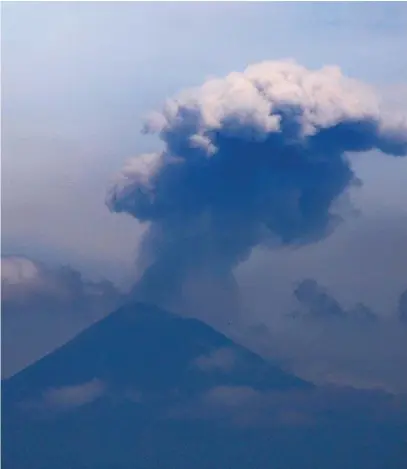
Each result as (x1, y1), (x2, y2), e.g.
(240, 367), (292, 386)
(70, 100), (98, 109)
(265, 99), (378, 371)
(107, 60), (407, 316)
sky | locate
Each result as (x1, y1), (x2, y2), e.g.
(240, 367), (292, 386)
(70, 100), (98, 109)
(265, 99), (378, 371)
(2, 2), (407, 389)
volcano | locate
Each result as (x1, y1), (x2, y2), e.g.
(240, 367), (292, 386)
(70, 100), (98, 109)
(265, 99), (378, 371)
(2, 302), (407, 469)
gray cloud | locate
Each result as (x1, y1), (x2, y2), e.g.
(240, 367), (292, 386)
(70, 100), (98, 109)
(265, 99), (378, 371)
(291, 278), (378, 322)
(242, 279), (407, 394)
(1, 256), (123, 377)
(292, 279), (347, 320)
(107, 60), (407, 323)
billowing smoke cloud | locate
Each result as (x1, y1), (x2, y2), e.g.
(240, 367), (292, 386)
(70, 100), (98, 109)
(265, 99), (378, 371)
(107, 60), (407, 318)
(1, 256), (123, 377)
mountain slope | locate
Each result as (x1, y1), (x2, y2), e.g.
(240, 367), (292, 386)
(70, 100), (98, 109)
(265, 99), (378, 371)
(2, 302), (407, 469)
(3, 302), (307, 399)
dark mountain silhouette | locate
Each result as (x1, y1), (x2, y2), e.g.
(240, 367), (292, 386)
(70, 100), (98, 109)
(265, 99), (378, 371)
(2, 302), (407, 469)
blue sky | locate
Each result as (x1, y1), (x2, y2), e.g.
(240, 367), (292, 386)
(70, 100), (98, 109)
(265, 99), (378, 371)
(2, 2), (407, 387)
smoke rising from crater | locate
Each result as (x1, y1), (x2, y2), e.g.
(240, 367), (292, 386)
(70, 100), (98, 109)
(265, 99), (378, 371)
(107, 60), (407, 313)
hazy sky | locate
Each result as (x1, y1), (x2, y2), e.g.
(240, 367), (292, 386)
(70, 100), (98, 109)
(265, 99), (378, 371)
(3, 2), (407, 283)
(2, 2), (407, 386)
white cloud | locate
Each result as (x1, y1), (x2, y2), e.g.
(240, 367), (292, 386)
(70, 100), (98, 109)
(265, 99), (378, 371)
(193, 347), (238, 373)
(43, 379), (105, 411)
(1, 256), (40, 284)
(2, 256), (120, 309)
(20, 379), (106, 414)
(138, 59), (405, 158)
